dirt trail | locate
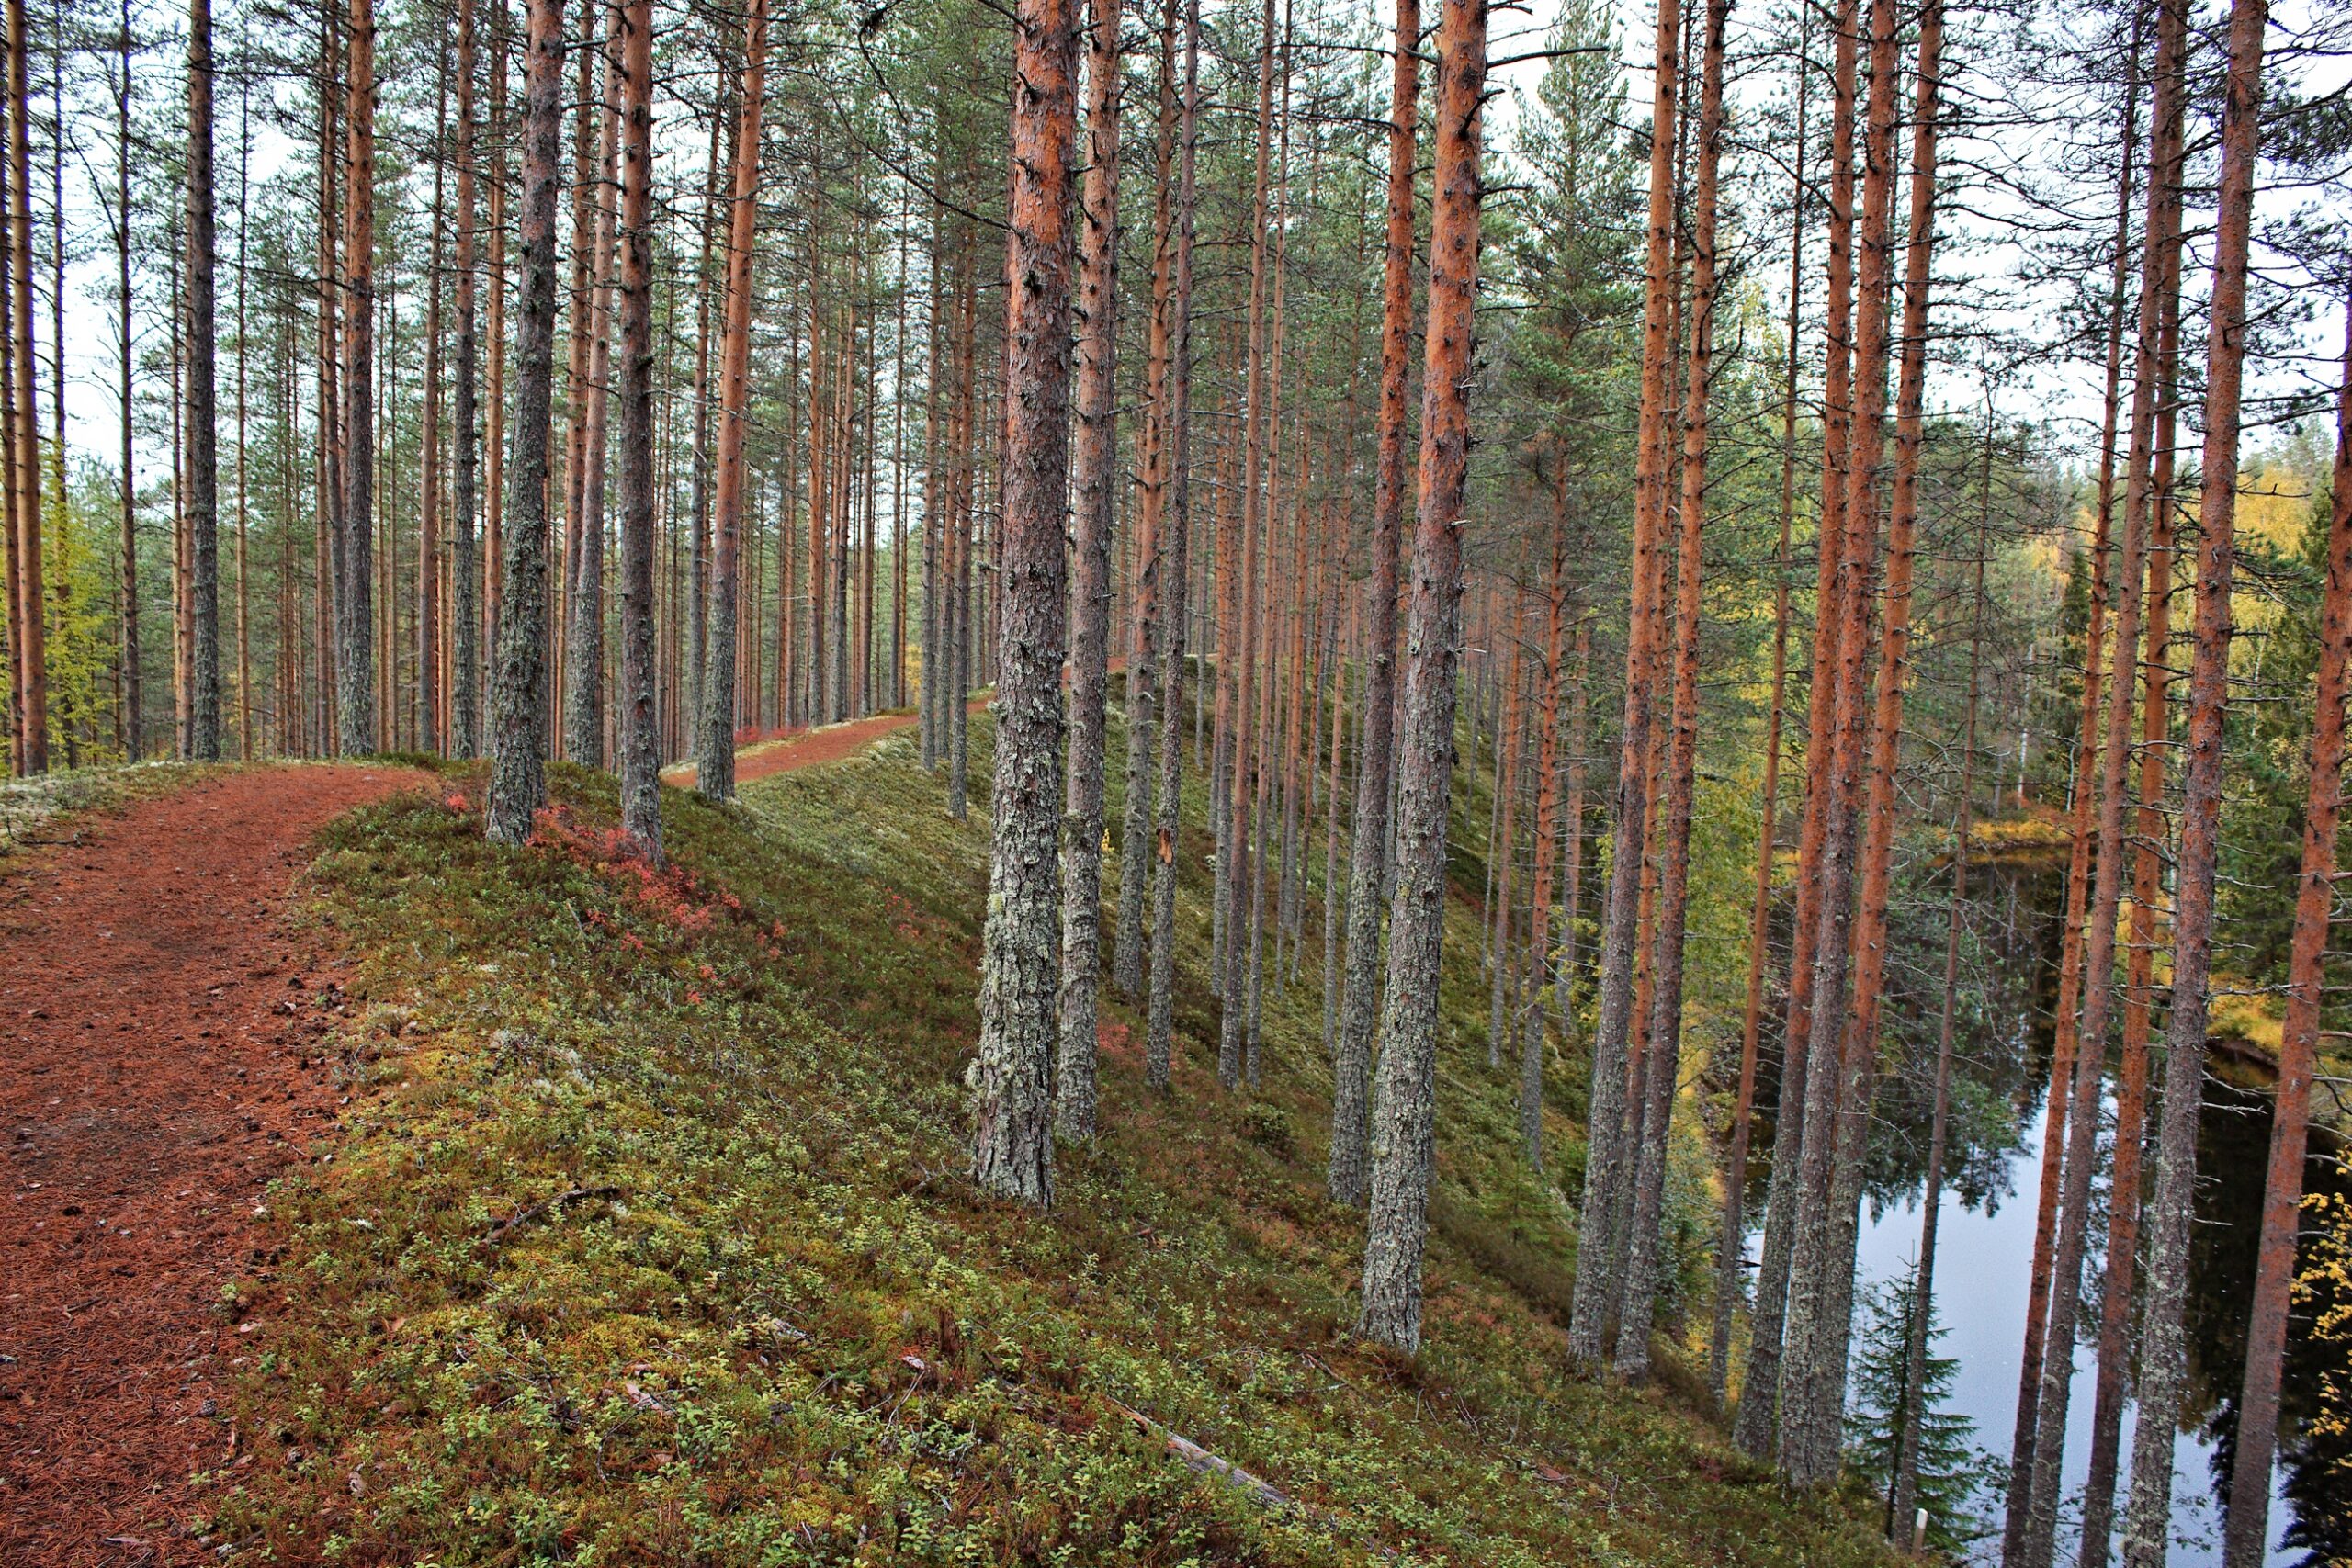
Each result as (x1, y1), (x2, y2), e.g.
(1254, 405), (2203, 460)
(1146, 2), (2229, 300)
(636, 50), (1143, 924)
(0, 764), (426, 1567)
(663, 661), (1125, 792)
(662, 704), (956, 791)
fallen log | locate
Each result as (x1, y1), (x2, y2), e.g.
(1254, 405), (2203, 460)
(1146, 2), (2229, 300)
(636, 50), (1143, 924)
(1109, 1396), (1289, 1511)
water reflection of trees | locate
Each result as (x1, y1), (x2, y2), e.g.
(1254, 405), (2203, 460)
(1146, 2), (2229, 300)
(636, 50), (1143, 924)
(1859, 838), (2048, 1220)
(2191, 1082), (2352, 1568)
(1798, 824), (2352, 1565)
(1703, 782), (2352, 1565)
(1715, 827), (2059, 1221)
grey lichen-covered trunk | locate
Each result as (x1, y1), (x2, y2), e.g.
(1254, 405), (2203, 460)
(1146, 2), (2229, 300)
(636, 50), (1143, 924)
(335, 0), (377, 759)
(1736, 0), (1857, 1455)
(1732, 978), (1812, 1453)
(564, 23), (618, 772)
(485, 0), (563, 845)
(1357, 0), (1487, 1355)
(1328, 0), (1417, 1208)
(971, 0), (1078, 1207)
(1145, 0), (1200, 1095)
(695, 0), (765, 805)
(1114, 588), (1159, 997)
(186, 0), (221, 762)
(1322, 602), (1350, 1061)
(1113, 37), (1171, 997)
(610, 0), (660, 860)
(1788, 0), (1913, 1486)
(1056, 0), (1121, 1143)
(1216, 0), (1275, 1088)
(1613, 0), (1727, 1385)
(450, 0), (481, 759)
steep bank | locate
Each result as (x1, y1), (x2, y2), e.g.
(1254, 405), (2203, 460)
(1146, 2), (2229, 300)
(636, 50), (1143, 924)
(199, 713), (1897, 1564)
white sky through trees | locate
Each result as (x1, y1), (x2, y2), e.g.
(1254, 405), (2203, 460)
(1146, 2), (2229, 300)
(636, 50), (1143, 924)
(44, 0), (2352, 507)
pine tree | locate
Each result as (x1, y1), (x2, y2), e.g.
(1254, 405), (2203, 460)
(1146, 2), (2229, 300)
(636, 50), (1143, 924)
(2120, 0), (2269, 1555)
(484, 0), (565, 844)
(185, 0), (220, 761)
(1328, 0), (1418, 1207)
(1055, 0), (1123, 1143)
(611, 0), (659, 858)
(971, 0), (1080, 1206)
(1357, 0), (1489, 1354)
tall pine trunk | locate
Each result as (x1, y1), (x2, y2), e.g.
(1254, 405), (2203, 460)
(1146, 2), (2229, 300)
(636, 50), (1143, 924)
(1567, 0), (1678, 1370)
(4, 0), (34, 774)
(1775, 0), (1896, 1483)
(1735, 0), (1857, 1456)
(1712, 33), (1804, 1393)
(483, 4), (507, 696)
(2221, 299), (2352, 1568)
(686, 99), (722, 762)
(1615, 0), (1727, 1383)
(484, 0), (565, 843)
(1143, 0), (1201, 1092)
(185, 0), (220, 761)
(696, 0), (765, 801)
(1356, 0), (1487, 1354)
(2120, 0), (2265, 1553)
(2081, 11), (2186, 1559)
(116, 2), (138, 758)
(2021, 28), (2165, 1568)
(611, 0), (659, 856)
(1328, 0), (1418, 1205)
(451, 0), (481, 756)
(1216, 0), (1279, 1086)
(2001, 77), (2144, 1562)
(1809, 0), (1945, 1476)
(1114, 5), (1178, 999)
(1056, 0), (1122, 1142)
(337, 0), (376, 756)
(969, 0), (1079, 1206)
(419, 58), (447, 755)
(313, 8), (340, 755)
(565, 13), (619, 769)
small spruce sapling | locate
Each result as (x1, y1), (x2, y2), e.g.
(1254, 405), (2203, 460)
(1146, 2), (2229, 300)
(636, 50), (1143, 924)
(1846, 1271), (2004, 1552)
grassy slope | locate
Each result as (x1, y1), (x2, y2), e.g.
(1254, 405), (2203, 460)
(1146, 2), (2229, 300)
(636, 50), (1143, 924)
(206, 705), (1896, 1566)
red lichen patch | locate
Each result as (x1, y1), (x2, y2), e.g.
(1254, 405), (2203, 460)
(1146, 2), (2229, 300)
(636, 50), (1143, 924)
(524, 803), (783, 963)
(0, 764), (427, 1567)
(1097, 1018), (1140, 1069)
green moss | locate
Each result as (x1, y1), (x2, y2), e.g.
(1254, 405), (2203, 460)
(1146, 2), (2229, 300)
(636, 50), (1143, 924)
(0, 760), (220, 864)
(206, 711), (1897, 1566)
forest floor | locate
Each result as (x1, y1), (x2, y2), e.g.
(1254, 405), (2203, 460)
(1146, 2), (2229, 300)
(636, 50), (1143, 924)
(171, 691), (1900, 1567)
(0, 764), (430, 1568)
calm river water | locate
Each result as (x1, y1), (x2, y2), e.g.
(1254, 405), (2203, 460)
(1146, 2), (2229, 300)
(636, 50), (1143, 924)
(1849, 1071), (2347, 1565)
